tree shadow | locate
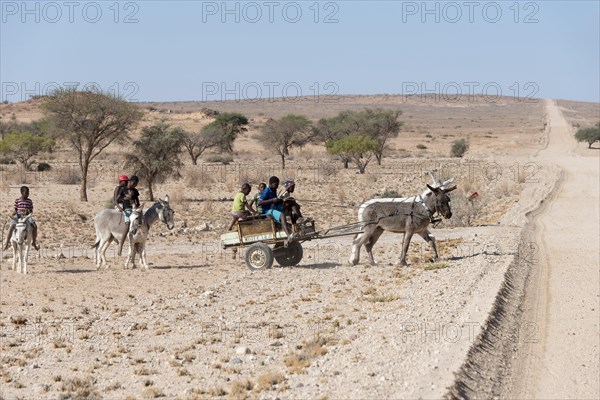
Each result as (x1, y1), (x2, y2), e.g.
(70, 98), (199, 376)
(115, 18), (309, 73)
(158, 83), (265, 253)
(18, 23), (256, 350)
(293, 262), (340, 270)
(150, 264), (211, 270)
(54, 268), (97, 274)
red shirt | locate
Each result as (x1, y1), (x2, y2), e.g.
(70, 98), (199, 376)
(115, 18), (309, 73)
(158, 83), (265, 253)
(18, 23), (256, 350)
(14, 197), (33, 215)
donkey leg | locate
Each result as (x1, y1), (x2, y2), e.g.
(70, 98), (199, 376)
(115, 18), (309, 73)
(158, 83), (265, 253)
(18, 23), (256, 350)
(399, 230), (415, 267)
(349, 232), (373, 265)
(12, 244), (16, 271)
(419, 229), (438, 261)
(23, 243), (29, 275)
(100, 239), (112, 269)
(140, 244), (149, 270)
(348, 234), (363, 265)
(124, 241), (133, 269)
(365, 227), (384, 266)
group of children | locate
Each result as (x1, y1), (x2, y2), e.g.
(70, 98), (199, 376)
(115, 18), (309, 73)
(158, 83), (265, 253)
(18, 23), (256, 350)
(2, 175), (141, 252)
(228, 176), (305, 240)
(113, 174), (141, 223)
(3, 175), (303, 251)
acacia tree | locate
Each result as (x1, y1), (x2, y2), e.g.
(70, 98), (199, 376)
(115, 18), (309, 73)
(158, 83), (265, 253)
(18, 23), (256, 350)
(0, 115), (17, 140)
(43, 88), (143, 201)
(0, 131), (54, 170)
(574, 122), (600, 148)
(182, 126), (220, 165)
(258, 114), (312, 169)
(362, 109), (403, 165)
(206, 112), (249, 153)
(125, 122), (185, 200)
(313, 111), (363, 168)
(327, 135), (379, 174)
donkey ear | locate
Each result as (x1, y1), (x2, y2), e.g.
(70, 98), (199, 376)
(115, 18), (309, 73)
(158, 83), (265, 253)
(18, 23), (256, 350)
(444, 186), (457, 193)
(426, 184), (439, 192)
(164, 194), (170, 203)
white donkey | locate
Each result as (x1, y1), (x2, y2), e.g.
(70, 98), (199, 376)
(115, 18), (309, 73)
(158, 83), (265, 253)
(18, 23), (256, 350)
(92, 195), (174, 269)
(125, 204), (150, 269)
(11, 214), (34, 274)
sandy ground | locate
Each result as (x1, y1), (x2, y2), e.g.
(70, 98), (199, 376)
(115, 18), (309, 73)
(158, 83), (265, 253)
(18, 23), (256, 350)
(0, 97), (597, 399)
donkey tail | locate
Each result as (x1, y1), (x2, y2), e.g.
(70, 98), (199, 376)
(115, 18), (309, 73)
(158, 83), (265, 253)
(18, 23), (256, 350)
(91, 239), (100, 249)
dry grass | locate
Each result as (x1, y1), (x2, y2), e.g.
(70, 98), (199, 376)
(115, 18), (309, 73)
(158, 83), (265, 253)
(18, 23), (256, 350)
(60, 376), (101, 400)
(423, 262), (450, 271)
(229, 379), (254, 400)
(134, 367), (157, 376)
(284, 336), (329, 374)
(254, 371), (285, 392)
(141, 386), (165, 399)
(9, 315), (27, 325)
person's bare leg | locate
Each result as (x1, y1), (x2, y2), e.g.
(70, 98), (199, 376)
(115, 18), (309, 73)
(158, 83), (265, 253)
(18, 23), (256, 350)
(3, 224), (15, 251)
(280, 214), (294, 239)
(32, 225), (39, 250)
(118, 225), (129, 257)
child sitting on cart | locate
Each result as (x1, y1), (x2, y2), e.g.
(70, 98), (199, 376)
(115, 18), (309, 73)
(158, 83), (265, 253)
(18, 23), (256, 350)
(248, 182), (266, 215)
(228, 183), (257, 230)
(280, 179), (305, 225)
(258, 176), (294, 240)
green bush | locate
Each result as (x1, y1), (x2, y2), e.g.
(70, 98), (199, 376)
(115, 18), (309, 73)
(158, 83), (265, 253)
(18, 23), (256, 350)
(0, 156), (15, 164)
(574, 122), (600, 148)
(450, 139), (469, 158)
(37, 162), (51, 171)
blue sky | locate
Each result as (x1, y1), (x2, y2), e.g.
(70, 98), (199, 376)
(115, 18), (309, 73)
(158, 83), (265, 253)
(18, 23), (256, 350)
(1, 1), (599, 102)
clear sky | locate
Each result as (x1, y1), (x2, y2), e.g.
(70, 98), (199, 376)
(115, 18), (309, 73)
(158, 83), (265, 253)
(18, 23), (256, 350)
(1, 0), (599, 103)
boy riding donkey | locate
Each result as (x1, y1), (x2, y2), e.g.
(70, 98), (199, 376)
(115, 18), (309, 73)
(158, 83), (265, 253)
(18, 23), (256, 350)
(113, 175), (141, 255)
(3, 186), (40, 251)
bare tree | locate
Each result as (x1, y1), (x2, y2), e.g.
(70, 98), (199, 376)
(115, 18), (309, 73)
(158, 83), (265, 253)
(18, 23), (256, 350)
(182, 126), (220, 165)
(258, 114), (312, 169)
(43, 88), (143, 201)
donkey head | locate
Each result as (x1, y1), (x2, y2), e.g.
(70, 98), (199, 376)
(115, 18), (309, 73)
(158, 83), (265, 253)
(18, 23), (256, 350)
(158, 195), (175, 230)
(426, 184), (457, 219)
(14, 215), (32, 245)
(129, 204), (144, 235)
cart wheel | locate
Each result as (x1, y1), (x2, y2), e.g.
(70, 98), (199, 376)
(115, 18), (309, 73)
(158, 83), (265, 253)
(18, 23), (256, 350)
(274, 241), (303, 267)
(244, 243), (274, 271)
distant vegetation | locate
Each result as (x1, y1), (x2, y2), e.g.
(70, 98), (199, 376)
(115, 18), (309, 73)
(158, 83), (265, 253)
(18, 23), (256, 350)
(313, 108), (403, 169)
(258, 114), (312, 169)
(205, 112), (249, 153)
(0, 120), (55, 170)
(574, 122), (600, 148)
(327, 135), (379, 174)
(125, 122), (185, 201)
(450, 139), (469, 158)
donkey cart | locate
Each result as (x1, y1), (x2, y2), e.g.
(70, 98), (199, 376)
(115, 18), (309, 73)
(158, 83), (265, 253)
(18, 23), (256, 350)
(220, 216), (364, 271)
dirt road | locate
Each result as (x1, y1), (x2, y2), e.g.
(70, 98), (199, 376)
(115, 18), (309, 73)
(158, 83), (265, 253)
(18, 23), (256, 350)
(520, 100), (599, 398)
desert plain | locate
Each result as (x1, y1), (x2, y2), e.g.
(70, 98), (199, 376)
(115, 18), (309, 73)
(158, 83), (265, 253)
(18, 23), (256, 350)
(0, 95), (598, 399)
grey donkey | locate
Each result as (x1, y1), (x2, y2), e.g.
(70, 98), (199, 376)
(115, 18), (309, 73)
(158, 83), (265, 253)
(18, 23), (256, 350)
(349, 178), (456, 267)
(92, 196), (174, 268)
